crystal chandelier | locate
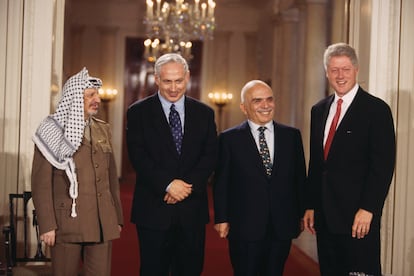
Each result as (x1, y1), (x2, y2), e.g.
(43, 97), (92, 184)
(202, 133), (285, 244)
(143, 0), (216, 62)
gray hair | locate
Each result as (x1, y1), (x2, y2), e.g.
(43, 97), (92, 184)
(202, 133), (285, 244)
(240, 80), (272, 103)
(323, 43), (359, 71)
(154, 53), (189, 76)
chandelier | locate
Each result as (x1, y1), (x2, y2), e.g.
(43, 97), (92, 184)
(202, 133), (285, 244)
(143, 0), (216, 62)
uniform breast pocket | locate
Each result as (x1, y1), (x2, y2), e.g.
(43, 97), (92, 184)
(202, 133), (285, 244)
(97, 139), (112, 153)
(96, 139), (113, 169)
(54, 199), (78, 234)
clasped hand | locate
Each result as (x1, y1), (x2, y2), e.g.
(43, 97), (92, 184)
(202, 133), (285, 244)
(164, 179), (192, 204)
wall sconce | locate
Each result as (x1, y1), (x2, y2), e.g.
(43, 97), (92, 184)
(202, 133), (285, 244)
(98, 88), (118, 102)
(208, 92), (233, 132)
(98, 88), (118, 122)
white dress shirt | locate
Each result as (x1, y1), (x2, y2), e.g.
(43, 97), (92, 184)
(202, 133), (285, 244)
(248, 120), (275, 164)
(323, 84), (358, 146)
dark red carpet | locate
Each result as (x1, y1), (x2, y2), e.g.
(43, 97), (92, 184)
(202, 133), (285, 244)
(111, 181), (320, 276)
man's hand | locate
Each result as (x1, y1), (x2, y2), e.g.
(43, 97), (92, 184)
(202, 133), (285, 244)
(164, 193), (178, 204)
(214, 222), (230, 238)
(352, 208), (373, 239)
(303, 209), (316, 235)
(166, 179), (192, 201)
(40, 230), (56, 247)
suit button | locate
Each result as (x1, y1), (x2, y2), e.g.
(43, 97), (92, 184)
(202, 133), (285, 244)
(97, 177), (101, 182)
(95, 164), (99, 168)
(93, 150), (97, 154)
(97, 193), (102, 197)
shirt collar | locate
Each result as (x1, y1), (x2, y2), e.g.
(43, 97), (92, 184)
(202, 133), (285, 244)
(247, 120), (274, 133)
(334, 83), (358, 105)
(158, 92), (185, 112)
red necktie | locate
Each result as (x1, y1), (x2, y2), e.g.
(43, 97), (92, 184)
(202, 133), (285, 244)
(324, 98), (343, 160)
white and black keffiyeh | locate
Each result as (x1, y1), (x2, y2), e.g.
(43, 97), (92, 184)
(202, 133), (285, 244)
(32, 67), (102, 218)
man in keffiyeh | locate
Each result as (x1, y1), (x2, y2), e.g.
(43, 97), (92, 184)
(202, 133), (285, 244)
(31, 68), (123, 276)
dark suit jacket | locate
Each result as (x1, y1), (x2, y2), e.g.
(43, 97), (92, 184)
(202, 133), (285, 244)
(213, 121), (306, 241)
(306, 87), (396, 234)
(126, 94), (217, 230)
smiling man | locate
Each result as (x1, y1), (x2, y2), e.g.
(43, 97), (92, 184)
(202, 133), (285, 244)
(126, 53), (217, 276)
(303, 43), (396, 276)
(213, 80), (306, 276)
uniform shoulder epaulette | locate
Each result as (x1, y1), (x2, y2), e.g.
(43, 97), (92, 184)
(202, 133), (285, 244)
(92, 117), (108, 124)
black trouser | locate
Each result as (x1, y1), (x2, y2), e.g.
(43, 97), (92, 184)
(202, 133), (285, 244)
(316, 216), (381, 276)
(136, 222), (206, 276)
(228, 223), (291, 276)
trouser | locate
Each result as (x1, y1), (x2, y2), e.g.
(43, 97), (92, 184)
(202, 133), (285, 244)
(136, 222), (206, 276)
(51, 241), (112, 276)
(228, 223), (292, 276)
(316, 214), (381, 276)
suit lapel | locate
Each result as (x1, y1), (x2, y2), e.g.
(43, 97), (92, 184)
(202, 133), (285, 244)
(180, 97), (203, 158)
(328, 88), (364, 156)
(323, 88), (363, 159)
(240, 122), (271, 179)
(150, 94), (179, 157)
(181, 97), (193, 156)
(316, 95), (335, 159)
(335, 88), (362, 133)
(272, 122), (279, 176)
(320, 95), (335, 142)
(240, 121), (259, 156)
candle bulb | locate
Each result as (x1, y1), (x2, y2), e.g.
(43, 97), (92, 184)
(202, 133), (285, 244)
(156, 0), (161, 17)
(162, 2), (169, 20)
(143, 0), (216, 63)
(201, 3), (206, 19)
(208, 1), (215, 19)
(185, 42), (192, 58)
(194, 0), (200, 15)
(152, 39), (159, 57)
(144, 39), (151, 57)
(175, 0), (180, 13)
(146, 0), (154, 20)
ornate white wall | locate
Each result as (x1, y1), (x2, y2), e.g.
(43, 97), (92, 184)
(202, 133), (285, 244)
(0, 0), (65, 260)
(391, 0), (414, 274)
(1, 0), (414, 273)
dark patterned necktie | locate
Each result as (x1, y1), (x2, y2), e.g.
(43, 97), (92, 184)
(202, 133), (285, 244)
(169, 104), (183, 154)
(258, 126), (272, 177)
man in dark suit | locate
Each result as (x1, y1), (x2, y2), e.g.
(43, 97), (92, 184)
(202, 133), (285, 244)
(303, 43), (396, 276)
(213, 80), (306, 276)
(126, 53), (217, 276)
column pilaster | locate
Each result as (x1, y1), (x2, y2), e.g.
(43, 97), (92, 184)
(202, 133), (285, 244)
(302, 0), (328, 161)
